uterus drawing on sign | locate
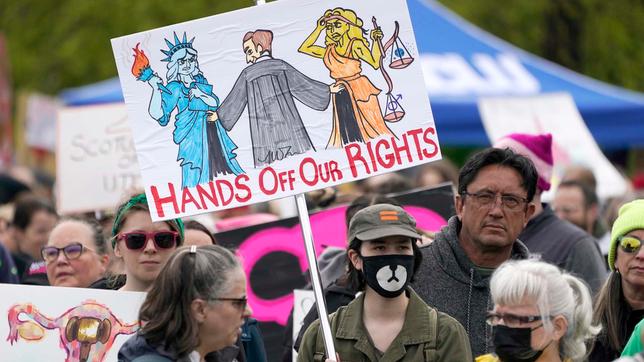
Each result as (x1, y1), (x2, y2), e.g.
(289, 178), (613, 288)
(7, 300), (139, 362)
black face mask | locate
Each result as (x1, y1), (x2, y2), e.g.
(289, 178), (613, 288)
(493, 325), (544, 362)
(361, 254), (414, 298)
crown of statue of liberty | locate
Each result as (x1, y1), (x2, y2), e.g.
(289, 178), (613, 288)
(160, 32), (196, 62)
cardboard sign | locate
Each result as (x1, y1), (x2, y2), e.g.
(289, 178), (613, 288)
(0, 284), (145, 362)
(292, 289), (315, 362)
(26, 93), (59, 152)
(478, 93), (627, 199)
(111, 0), (440, 221)
(214, 184), (455, 360)
(56, 103), (142, 214)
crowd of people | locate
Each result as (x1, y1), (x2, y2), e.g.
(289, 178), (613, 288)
(1, 132), (643, 362)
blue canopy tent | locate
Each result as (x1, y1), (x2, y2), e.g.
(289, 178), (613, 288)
(409, 0), (644, 150)
(60, 0), (644, 150)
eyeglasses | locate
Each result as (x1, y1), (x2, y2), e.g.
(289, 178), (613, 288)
(486, 312), (550, 328)
(213, 297), (248, 311)
(463, 191), (528, 212)
(619, 236), (643, 254)
(41, 243), (94, 264)
(117, 231), (178, 251)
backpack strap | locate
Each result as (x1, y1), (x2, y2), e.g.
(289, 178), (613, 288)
(423, 308), (439, 361)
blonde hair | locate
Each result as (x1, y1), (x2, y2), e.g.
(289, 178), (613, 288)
(323, 8), (369, 49)
(490, 259), (601, 361)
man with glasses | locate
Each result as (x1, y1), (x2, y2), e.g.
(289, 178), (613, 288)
(412, 147), (536, 357)
(495, 133), (606, 295)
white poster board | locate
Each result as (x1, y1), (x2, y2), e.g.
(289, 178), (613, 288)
(0, 284), (145, 362)
(478, 92), (627, 199)
(26, 93), (59, 151)
(292, 289), (315, 362)
(111, 0), (440, 221)
(56, 103), (142, 214)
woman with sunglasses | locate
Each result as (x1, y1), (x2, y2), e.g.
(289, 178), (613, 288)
(118, 244), (252, 362)
(110, 193), (184, 292)
(42, 217), (109, 288)
(480, 259), (599, 362)
(590, 199), (644, 362)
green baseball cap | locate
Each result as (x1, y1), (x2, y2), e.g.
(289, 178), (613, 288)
(348, 203), (421, 242)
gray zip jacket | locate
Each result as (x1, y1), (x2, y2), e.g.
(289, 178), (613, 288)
(411, 216), (530, 358)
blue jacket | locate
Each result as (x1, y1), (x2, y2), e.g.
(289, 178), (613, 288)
(118, 332), (243, 362)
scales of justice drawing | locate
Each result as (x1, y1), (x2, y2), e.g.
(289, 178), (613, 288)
(372, 17), (414, 122)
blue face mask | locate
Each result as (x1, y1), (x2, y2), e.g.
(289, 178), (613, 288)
(361, 254), (414, 298)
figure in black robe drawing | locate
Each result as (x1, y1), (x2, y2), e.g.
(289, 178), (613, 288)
(209, 30), (343, 167)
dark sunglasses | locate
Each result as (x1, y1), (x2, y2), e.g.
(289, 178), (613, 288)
(214, 297), (248, 311)
(117, 231), (178, 250)
(619, 236), (643, 254)
(41, 243), (94, 263)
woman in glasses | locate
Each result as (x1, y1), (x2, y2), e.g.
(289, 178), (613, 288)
(42, 217), (109, 288)
(118, 244), (252, 362)
(109, 193), (184, 292)
(590, 199), (644, 362)
(481, 259), (599, 362)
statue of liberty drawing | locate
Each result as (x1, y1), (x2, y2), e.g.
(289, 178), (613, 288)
(131, 32), (244, 189)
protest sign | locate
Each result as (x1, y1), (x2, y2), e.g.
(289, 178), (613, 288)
(25, 93), (58, 152)
(478, 92), (627, 199)
(215, 184), (455, 360)
(56, 103), (142, 214)
(0, 284), (145, 362)
(111, 0), (440, 221)
(292, 289), (315, 362)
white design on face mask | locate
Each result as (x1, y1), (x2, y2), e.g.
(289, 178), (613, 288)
(375, 264), (408, 292)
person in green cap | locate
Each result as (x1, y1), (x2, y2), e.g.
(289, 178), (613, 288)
(297, 203), (472, 362)
(107, 192), (184, 292)
(590, 199), (644, 361)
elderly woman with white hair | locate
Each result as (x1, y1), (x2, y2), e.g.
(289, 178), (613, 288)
(478, 259), (601, 362)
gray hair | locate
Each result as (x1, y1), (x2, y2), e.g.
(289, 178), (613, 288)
(139, 244), (242, 357)
(169, 244), (240, 300)
(51, 216), (108, 255)
(490, 259), (601, 362)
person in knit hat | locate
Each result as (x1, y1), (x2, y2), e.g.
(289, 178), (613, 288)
(589, 199), (644, 362)
(493, 133), (607, 295)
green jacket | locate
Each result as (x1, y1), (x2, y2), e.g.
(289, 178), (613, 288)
(297, 288), (472, 362)
(622, 318), (644, 357)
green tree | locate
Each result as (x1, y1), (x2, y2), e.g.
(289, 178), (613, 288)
(0, 0), (255, 94)
(1, 0), (642, 94)
(439, 0), (644, 92)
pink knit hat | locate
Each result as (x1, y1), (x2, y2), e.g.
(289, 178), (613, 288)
(493, 133), (554, 191)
